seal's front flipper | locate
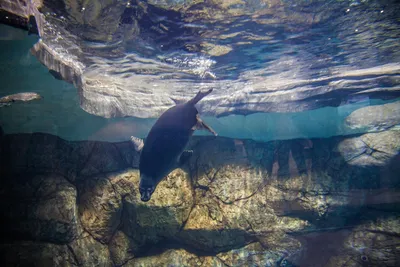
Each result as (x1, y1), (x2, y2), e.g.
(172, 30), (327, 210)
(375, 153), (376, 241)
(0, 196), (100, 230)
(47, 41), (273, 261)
(193, 114), (218, 136)
(179, 150), (193, 166)
(130, 136), (144, 152)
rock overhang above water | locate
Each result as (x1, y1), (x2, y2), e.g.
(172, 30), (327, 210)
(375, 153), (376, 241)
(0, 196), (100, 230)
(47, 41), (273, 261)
(1, 0), (400, 119)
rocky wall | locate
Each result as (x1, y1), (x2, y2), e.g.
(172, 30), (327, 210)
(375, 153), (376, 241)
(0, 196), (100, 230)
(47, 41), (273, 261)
(0, 130), (399, 266)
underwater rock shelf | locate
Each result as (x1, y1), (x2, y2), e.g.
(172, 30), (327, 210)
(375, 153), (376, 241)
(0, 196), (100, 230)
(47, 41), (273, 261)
(1, 0), (400, 118)
(0, 131), (399, 266)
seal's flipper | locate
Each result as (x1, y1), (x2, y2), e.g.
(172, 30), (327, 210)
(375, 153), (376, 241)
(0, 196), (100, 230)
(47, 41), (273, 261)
(130, 136), (144, 152)
(188, 89), (213, 105)
(193, 114), (218, 136)
(179, 150), (193, 166)
(170, 97), (186, 105)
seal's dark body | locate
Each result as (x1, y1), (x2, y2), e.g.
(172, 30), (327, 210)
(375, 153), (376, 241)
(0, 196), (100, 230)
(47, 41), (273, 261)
(136, 89), (216, 201)
(139, 102), (197, 184)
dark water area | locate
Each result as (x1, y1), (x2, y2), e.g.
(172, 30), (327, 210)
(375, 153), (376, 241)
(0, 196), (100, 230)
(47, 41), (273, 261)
(0, 0), (400, 266)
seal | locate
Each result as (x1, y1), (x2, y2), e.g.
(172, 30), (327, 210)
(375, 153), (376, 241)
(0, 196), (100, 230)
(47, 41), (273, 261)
(131, 89), (217, 202)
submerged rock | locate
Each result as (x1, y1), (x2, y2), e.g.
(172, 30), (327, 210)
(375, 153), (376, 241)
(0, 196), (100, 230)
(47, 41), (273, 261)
(77, 172), (127, 244)
(0, 173), (78, 244)
(337, 129), (400, 167)
(345, 101), (400, 131)
(216, 241), (300, 267)
(127, 249), (201, 267)
(0, 242), (76, 266)
(121, 169), (194, 253)
(325, 216), (400, 267)
(0, 131), (399, 265)
(0, 92), (41, 107)
(108, 230), (135, 266)
(67, 230), (113, 267)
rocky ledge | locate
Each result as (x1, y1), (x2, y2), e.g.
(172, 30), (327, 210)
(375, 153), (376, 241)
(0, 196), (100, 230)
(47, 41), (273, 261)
(345, 100), (400, 132)
(1, 0), (400, 118)
(0, 130), (399, 266)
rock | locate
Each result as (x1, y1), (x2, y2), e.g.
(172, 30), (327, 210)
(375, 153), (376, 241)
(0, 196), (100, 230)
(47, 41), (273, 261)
(74, 141), (134, 178)
(62, 0), (128, 43)
(345, 101), (400, 131)
(216, 242), (292, 267)
(0, 231), (112, 267)
(108, 231), (135, 266)
(121, 169), (194, 253)
(1, 132), (400, 266)
(337, 129), (400, 166)
(0, 133), (78, 181)
(67, 230), (113, 267)
(178, 204), (255, 252)
(77, 174), (124, 244)
(0, 92), (41, 104)
(324, 216), (400, 267)
(30, 40), (83, 88)
(178, 137), (309, 252)
(0, 241), (76, 266)
(0, 173), (78, 244)
(126, 242), (300, 266)
(126, 249), (202, 267)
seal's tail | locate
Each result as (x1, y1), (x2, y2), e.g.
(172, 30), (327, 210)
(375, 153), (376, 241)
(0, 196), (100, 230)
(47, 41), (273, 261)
(188, 89), (213, 105)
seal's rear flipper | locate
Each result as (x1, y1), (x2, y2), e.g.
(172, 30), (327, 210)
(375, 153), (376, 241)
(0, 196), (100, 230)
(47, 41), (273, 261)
(170, 97), (186, 105)
(188, 89), (213, 105)
(193, 114), (218, 136)
(179, 150), (193, 166)
(130, 136), (144, 152)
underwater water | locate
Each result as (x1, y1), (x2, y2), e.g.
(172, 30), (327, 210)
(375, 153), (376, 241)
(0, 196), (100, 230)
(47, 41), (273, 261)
(0, 0), (399, 266)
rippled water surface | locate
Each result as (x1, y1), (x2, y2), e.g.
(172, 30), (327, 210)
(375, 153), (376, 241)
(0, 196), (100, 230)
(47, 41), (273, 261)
(1, 0), (397, 119)
(1, 0), (400, 141)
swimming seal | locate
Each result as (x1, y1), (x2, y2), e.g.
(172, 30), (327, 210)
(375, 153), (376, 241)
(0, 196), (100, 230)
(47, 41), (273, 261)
(131, 89), (217, 202)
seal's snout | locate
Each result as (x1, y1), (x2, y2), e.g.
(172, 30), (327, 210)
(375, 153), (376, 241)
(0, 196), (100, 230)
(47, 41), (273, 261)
(140, 195), (150, 202)
(139, 185), (155, 202)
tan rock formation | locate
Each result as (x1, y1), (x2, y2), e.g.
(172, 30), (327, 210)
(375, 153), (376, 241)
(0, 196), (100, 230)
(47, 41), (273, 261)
(0, 131), (399, 266)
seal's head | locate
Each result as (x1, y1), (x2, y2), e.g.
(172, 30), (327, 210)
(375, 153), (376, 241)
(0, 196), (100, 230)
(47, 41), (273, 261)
(139, 177), (155, 202)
